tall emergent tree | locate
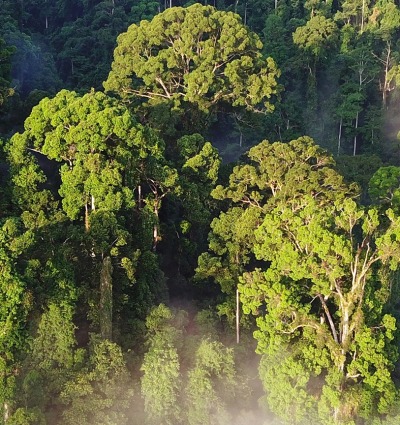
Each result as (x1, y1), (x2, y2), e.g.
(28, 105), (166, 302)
(103, 4), (281, 117)
(7, 88), (174, 335)
(198, 137), (400, 424)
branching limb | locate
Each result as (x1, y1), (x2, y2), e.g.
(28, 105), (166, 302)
(318, 294), (339, 344)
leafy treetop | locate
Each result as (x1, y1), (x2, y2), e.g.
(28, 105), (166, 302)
(104, 4), (281, 113)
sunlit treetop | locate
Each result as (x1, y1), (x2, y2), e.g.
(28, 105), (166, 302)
(8, 89), (166, 230)
(104, 3), (281, 113)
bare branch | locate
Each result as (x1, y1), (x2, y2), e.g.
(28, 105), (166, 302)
(318, 294), (339, 344)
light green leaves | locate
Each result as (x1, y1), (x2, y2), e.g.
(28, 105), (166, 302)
(186, 339), (236, 425)
(9, 89), (166, 234)
(293, 16), (338, 58)
(0, 218), (33, 355)
(61, 336), (133, 425)
(104, 4), (281, 113)
(369, 166), (400, 209)
(199, 137), (400, 423)
(141, 305), (182, 425)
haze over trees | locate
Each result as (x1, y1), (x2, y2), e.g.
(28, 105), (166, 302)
(2, 2), (400, 425)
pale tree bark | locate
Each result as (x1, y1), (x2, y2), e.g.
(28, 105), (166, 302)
(85, 201), (89, 231)
(146, 178), (171, 251)
(152, 199), (161, 251)
(373, 42), (395, 109)
(338, 116), (342, 155)
(4, 402), (9, 423)
(138, 184), (142, 209)
(236, 289), (240, 344)
(353, 111), (359, 156)
(361, 0), (366, 33)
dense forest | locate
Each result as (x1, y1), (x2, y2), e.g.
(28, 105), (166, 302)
(3, 1), (400, 424)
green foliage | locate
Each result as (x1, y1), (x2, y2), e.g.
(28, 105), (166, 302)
(7, 88), (171, 257)
(127, 251), (168, 321)
(0, 37), (14, 107)
(99, 256), (113, 340)
(61, 336), (133, 425)
(197, 136), (355, 315)
(31, 303), (76, 372)
(369, 166), (400, 210)
(293, 16), (338, 58)
(186, 338), (237, 425)
(7, 407), (46, 425)
(258, 345), (320, 424)
(4, 2), (400, 424)
(199, 137), (400, 423)
(141, 304), (182, 425)
(0, 218), (33, 355)
(129, 0), (160, 22)
(6, 131), (58, 229)
(0, 217), (34, 423)
(335, 154), (382, 197)
(15, 89), (138, 225)
(171, 133), (221, 276)
(104, 4), (281, 114)
(19, 302), (79, 418)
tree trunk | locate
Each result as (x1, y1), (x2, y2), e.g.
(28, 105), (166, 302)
(85, 201), (90, 231)
(236, 289), (240, 344)
(152, 204), (160, 251)
(153, 225), (158, 251)
(4, 402), (9, 423)
(340, 303), (350, 354)
(138, 185), (142, 209)
(361, 0), (365, 32)
(382, 42), (391, 109)
(338, 117), (342, 156)
(100, 256), (113, 340)
(353, 112), (359, 156)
